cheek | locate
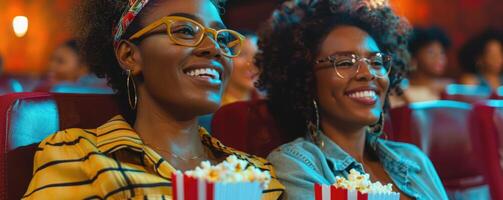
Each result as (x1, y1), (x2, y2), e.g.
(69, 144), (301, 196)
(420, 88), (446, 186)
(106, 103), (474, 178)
(315, 72), (344, 103)
(379, 77), (390, 101)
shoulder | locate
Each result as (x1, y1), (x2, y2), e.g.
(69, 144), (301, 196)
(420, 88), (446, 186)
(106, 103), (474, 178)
(378, 139), (436, 171)
(34, 128), (99, 169)
(24, 128), (99, 199)
(379, 139), (425, 158)
(37, 128), (98, 154)
(268, 137), (325, 171)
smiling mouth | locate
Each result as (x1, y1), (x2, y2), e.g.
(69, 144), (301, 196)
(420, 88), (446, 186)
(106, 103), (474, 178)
(345, 90), (378, 105)
(183, 67), (222, 83)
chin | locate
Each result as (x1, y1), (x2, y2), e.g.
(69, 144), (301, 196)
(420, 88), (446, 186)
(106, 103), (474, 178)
(193, 98), (221, 115)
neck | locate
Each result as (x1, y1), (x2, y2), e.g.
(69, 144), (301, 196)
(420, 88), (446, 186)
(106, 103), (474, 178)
(320, 117), (367, 161)
(133, 86), (205, 159)
(409, 71), (436, 87)
(224, 83), (251, 102)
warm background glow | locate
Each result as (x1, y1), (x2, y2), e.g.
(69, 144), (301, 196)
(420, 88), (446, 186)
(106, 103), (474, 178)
(12, 16), (29, 37)
(0, 0), (78, 75)
(0, 0), (502, 77)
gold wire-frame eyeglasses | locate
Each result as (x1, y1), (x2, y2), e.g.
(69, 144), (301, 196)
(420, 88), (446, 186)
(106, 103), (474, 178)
(315, 52), (392, 79)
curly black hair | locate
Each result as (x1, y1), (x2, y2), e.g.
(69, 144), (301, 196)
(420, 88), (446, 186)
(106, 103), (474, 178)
(458, 29), (503, 74)
(257, 0), (411, 138)
(408, 26), (451, 57)
(74, 0), (226, 120)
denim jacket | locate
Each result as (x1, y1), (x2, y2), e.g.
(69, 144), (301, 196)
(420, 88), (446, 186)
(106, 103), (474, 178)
(267, 133), (448, 200)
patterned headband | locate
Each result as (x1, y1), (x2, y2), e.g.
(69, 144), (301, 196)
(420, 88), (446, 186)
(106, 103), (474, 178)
(112, 0), (151, 48)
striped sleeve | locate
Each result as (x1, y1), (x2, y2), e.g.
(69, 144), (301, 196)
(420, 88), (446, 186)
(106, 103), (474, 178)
(22, 129), (98, 200)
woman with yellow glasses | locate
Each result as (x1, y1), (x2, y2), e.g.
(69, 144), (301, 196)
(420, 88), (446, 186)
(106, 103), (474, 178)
(22, 0), (283, 199)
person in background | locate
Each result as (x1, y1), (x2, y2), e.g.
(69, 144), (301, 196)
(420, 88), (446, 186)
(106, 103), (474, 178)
(35, 39), (109, 92)
(222, 30), (262, 105)
(258, 0), (448, 199)
(390, 27), (452, 107)
(46, 40), (90, 84)
(459, 29), (503, 90)
(199, 31), (261, 131)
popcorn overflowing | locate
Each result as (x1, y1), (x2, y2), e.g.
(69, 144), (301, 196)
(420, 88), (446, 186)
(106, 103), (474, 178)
(333, 169), (394, 194)
(184, 155), (272, 189)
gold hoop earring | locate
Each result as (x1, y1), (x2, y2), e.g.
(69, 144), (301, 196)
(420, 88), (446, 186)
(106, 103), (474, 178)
(126, 69), (137, 110)
(308, 100), (324, 148)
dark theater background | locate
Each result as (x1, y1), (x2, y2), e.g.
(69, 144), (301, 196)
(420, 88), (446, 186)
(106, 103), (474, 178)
(0, 0), (502, 76)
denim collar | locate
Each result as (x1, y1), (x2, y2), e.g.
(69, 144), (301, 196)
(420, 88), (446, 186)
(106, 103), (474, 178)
(313, 132), (421, 185)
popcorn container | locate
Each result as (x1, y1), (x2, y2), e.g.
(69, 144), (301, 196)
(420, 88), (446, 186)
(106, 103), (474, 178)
(314, 184), (400, 200)
(172, 171), (263, 200)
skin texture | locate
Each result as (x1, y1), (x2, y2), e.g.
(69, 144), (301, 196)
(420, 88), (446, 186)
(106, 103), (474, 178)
(481, 40), (503, 74)
(47, 45), (88, 83)
(224, 36), (260, 104)
(115, 0), (232, 171)
(412, 41), (447, 77)
(314, 26), (411, 200)
(406, 41), (448, 98)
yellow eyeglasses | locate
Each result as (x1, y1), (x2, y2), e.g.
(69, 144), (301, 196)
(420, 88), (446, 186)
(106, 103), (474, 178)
(129, 16), (245, 58)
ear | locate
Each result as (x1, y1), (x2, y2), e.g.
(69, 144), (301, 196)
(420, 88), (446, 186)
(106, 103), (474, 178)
(115, 40), (143, 75)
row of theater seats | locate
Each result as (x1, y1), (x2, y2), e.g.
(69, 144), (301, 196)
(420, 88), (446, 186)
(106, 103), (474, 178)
(441, 84), (503, 103)
(0, 92), (502, 199)
(0, 76), (113, 95)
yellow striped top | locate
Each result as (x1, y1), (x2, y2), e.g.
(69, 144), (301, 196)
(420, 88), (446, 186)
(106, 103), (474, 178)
(22, 115), (284, 200)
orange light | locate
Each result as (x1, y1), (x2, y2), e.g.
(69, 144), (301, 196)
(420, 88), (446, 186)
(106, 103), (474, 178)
(12, 16), (29, 37)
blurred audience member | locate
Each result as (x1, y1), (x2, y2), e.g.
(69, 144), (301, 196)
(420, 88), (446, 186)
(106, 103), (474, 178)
(48, 40), (108, 86)
(47, 40), (89, 84)
(391, 27), (452, 107)
(35, 39), (109, 92)
(459, 29), (503, 90)
(222, 31), (262, 105)
(391, 27), (451, 107)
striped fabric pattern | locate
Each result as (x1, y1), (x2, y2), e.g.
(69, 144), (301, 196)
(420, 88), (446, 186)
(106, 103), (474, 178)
(22, 115), (284, 200)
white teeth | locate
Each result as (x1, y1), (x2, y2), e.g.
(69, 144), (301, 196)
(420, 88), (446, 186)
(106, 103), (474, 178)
(185, 68), (221, 80)
(348, 90), (377, 99)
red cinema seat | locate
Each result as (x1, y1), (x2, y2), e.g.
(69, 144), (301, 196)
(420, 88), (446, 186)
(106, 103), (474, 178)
(0, 92), (121, 200)
(470, 100), (503, 200)
(211, 100), (291, 158)
(388, 100), (486, 195)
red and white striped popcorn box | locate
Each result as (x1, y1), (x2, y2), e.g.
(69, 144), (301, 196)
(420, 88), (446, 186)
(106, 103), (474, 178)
(314, 184), (400, 200)
(172, 171), (263, 200)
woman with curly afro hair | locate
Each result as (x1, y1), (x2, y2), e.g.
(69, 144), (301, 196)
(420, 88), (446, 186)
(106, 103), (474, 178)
(22, 0), (284, 199)
(458, 29), (503, 90)
(260, 0), (448, 199)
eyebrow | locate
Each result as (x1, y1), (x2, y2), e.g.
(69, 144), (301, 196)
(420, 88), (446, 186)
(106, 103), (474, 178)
(169, 13), (227, 29)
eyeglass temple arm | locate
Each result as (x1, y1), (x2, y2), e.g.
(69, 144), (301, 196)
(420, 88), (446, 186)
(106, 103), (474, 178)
(129, 18), (166, 40)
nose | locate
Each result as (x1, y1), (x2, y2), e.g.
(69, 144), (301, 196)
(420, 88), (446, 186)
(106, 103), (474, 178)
(354, 59), (376, 81)
(193, 33), (222, 59)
